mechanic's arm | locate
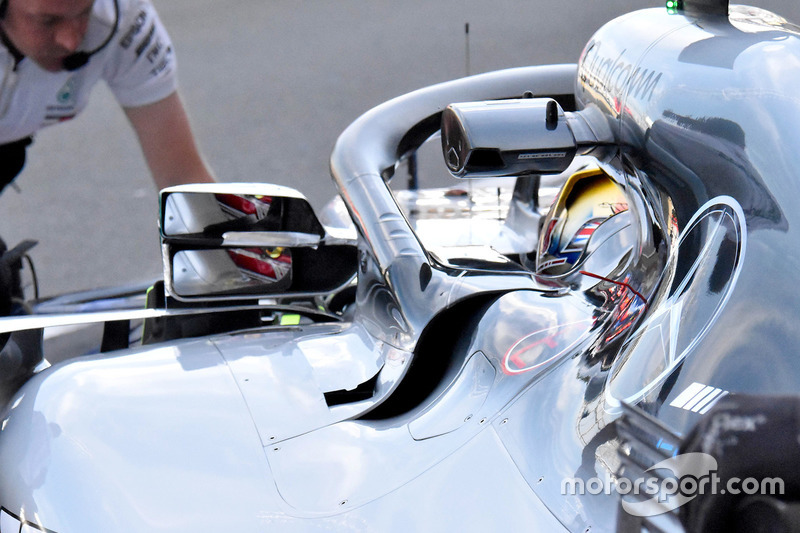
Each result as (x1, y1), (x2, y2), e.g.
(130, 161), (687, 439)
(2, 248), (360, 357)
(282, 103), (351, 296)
(125, 91), (216, 189)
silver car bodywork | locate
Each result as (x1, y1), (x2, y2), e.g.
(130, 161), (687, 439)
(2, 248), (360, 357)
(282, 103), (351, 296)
(0, 0), (798, 531)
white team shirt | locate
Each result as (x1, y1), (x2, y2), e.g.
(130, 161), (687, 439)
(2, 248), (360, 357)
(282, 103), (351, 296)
(0, 0), (178, 144)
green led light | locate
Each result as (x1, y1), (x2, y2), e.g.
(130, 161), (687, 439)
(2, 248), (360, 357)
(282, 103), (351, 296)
(665, 0), (683, 11)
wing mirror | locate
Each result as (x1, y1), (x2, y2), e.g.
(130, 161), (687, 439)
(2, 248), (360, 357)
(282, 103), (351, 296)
(159, 183), (357, 301)
(441, 97), (613, 178)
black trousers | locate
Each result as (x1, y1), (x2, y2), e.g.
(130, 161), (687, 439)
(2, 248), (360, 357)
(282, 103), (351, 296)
(0, 137), (32, 193)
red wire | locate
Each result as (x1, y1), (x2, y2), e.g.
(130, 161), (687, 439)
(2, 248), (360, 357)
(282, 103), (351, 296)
(579, 270), (649, 308)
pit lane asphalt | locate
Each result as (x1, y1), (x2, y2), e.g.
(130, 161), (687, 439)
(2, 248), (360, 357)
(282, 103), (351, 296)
(1, 0), (798, 297)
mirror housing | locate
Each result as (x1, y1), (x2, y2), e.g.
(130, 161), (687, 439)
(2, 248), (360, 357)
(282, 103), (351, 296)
(159, 183), (357, 302)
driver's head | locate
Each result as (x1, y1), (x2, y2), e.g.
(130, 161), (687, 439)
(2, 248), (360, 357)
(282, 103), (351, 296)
(535, 167), (630, 276)
(0, 0), (94, 72)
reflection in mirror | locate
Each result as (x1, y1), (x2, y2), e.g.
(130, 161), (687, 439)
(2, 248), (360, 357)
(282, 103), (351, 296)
(172, 247), (293, 297)
(168, 245), (359, 300)
(162, 192), (325, 239)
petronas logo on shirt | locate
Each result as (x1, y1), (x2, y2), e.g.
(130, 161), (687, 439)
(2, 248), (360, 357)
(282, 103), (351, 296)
(44, 77), (78, 123)
(56, 78), (76, 105)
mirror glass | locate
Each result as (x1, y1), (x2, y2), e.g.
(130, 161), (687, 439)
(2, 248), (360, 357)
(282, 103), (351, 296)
(169, 245), (358, 299)
(162, 191), (324, 239)
(172, 247), (293, 297)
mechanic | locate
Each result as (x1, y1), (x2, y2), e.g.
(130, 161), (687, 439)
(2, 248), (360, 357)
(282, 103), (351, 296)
(0, 0), (215, 192)
(0, 0), (215, 316)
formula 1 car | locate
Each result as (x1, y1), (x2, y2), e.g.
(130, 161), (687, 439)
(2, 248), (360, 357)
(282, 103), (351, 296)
(0, 0), (798, 531)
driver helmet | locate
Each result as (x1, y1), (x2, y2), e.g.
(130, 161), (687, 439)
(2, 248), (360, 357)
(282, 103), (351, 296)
(536, 167), (629, 276)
